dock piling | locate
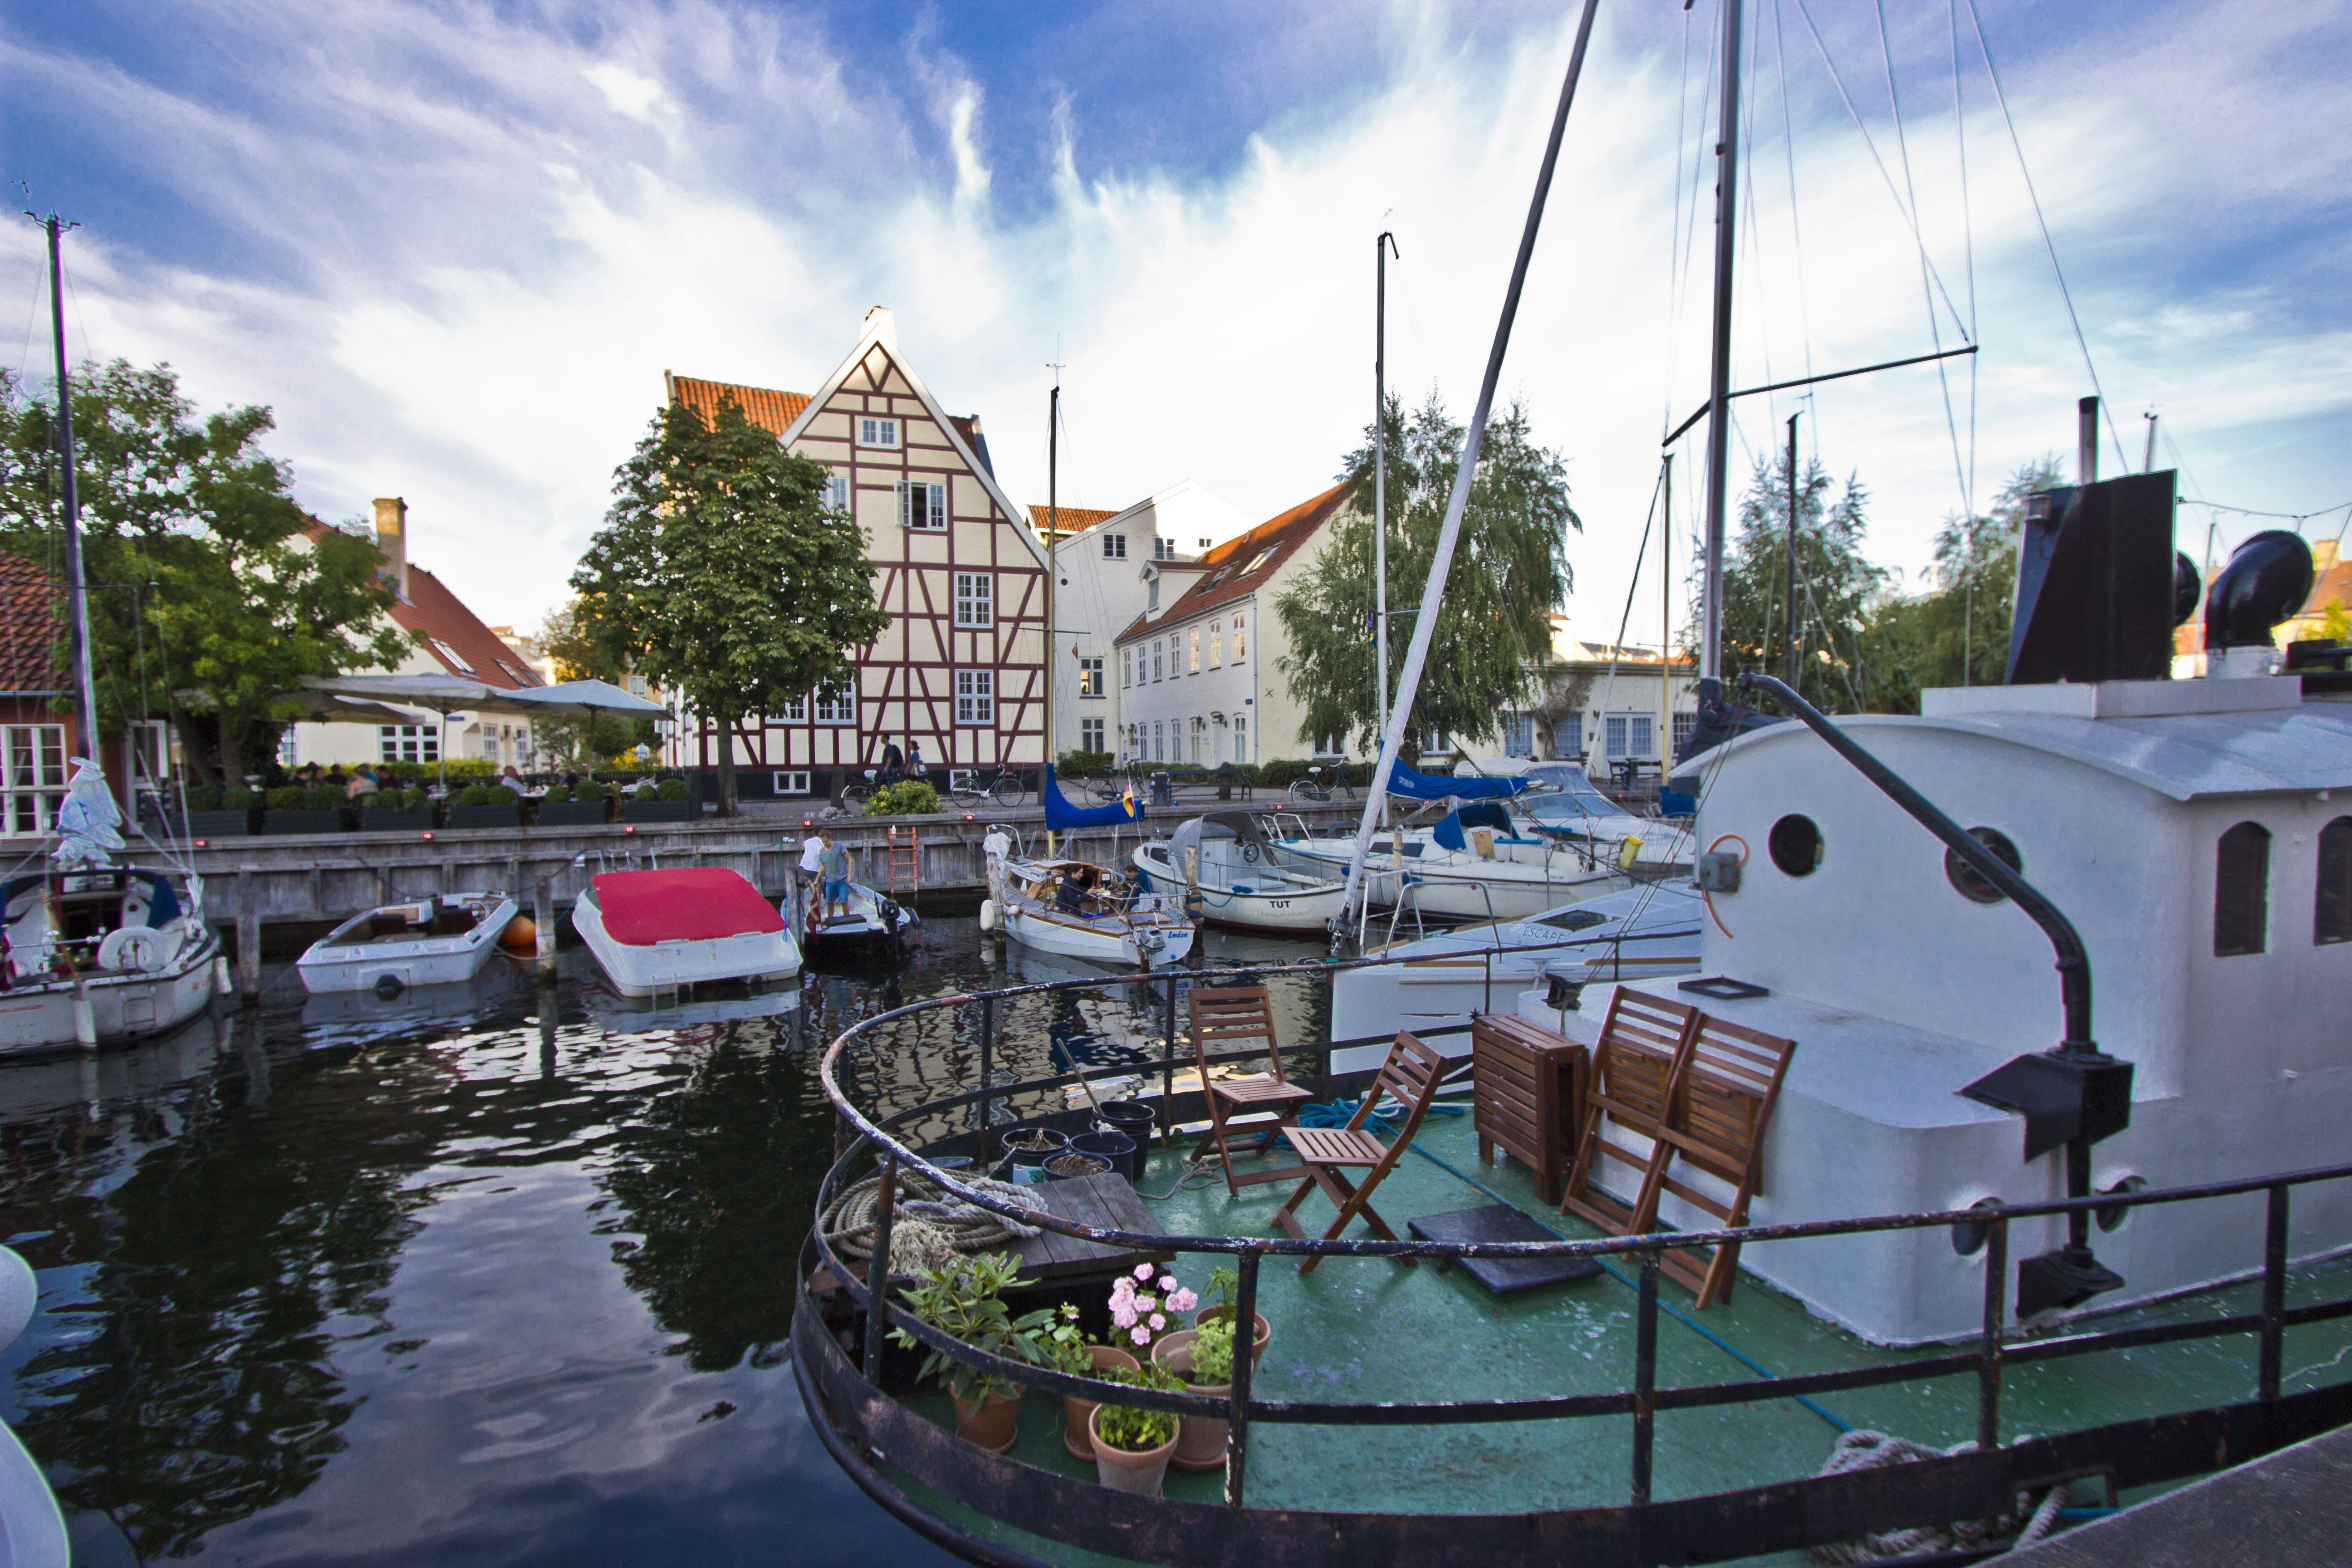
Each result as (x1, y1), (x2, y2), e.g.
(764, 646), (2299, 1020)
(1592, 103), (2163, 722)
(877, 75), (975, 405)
(235, 867), (262, 1004)
(533, 872), (555, 979)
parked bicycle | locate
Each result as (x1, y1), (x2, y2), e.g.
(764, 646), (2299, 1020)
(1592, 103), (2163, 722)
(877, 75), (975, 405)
(1087, 768), (1147, 806)
(1285, 765), (1358, 804)
(947, 765), (1026, 808)
(837, 769), (879, 810)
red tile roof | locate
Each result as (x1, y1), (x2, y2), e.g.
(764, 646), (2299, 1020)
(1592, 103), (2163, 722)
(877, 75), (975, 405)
(0, 554), (64, 694)
(302, 521), (542, 689)
(668, 372), (987, 458)
(1114, 482), (1352, 644)
(1029, 504), (1120, 536)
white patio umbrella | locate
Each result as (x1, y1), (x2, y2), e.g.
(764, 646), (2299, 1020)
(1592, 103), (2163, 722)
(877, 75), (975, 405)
(295, 675), (549, 789)
(504, 680), (670, 774)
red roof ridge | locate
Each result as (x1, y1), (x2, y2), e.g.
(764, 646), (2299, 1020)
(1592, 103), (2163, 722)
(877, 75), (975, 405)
(1113, 480), (1354, 644)
(669, 375), (812, 438)
(1028, 503), (1122, 533)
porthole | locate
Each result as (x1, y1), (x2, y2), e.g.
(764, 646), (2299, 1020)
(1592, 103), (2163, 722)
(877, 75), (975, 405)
(1945, 828), (2023, 905)
(2096, 1175), (2146, 1233)
(1767, 814), (1823, 877)
(1951, 1196), (2004, 1257)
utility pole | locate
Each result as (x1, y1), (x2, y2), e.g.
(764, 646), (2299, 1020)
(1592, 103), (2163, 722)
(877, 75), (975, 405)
(1045, 375), (1060, 856)
(1374, 229), (1398, 827)
(36, 214), (98, 760)
(1698, 0), (1744, 684)
(1660, 455), (1674, 774)
(1784, 412), (1800, 689)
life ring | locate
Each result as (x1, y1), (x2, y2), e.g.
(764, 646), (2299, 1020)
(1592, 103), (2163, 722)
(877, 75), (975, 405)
(98, 926), (167, 974)
(1238, 843), (1262, 864)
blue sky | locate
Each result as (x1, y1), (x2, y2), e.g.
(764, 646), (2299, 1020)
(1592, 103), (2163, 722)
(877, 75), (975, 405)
(5, 0), (2349, 647)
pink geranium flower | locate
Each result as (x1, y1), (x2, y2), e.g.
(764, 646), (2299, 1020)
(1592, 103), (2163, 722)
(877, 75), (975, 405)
(1148, 1313), (1165, 1331)
(1133, 1263), (1155, 1281)
(1169, 1289), (1198, 1313)
(1159, 1276), (1178, 1294)
(1130, 1325), (1149, 1345)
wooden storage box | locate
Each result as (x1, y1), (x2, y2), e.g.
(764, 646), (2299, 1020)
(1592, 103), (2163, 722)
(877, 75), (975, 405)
(1471, 1013), (1589, 1206)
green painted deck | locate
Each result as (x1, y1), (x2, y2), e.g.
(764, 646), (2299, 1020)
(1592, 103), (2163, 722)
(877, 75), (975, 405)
(882, 1114), (2352, 1565)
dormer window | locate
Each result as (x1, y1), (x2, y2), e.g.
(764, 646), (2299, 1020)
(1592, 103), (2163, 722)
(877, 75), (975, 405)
(2214, 821), (2271, 957)
(1147, 572), (1160, 612)
(429, 638), (475, 676)
(2316, 817), (2352, 946)
(859, 417), (899, 449)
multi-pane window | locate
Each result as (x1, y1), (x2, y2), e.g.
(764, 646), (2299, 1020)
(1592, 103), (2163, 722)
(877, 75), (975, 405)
(2317, 818), (2352, 946)
(1102, 533), (1127, 560)
(1315, 734), (1344, 758)
(1188, 628), (1201, 673)
(1209, 622), (1222, 667)
(1603, 714), (1656, 761)
(1232, 612), (1246, 661)
(1422, 726), (1449, 755)
(814, 681), (857, 725)
(1121, 648), (1132, 689)
(2215, 821), (2271, 957)
(1233, 714), (1247, 764)
(859, 416), (899, 448)
(771, 692), (809, 723)
(277, 729), (299, 769)
(1079, 717), (1105, 753)
(1190, 716), (1206, 762)
(953, 572), (994, 627)
(1501, 713), (1536, 758)
(378, 724), (439, 764)
(828, 474), (851, 513)
(955, 669), (994, 725)
(1078, 657), (1104, 697)
(1152, 641), (1165, 681)
(773, 771), (813, 795)
(1147, 575), (1161, 611)
(0, 725), (66, 838)
(899, 480), (947, 530)
(1153, 720), (1165, 761)
(1671, 710), (1697, 755)
(1153, 538), (1175, 560)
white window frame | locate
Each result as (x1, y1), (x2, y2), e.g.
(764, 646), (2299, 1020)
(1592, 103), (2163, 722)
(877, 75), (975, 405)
(1078, 657), (1104, 697)
(813, 681), (857, 726)
(1190, 716), (1206, 763)
(1602, 713), (1656, 762)
(1209, 621), (1222, 667)
(1078, 717), (1105, 753)
(828, 474), (851, 513)
(0, 724), (66, 839)
(1233, 713), (1247, 764)
(1153, 537), (1174, 560)
(954, 668), (995, 725)
(773, 770), (813, 796)
(953, 571), (994, 627)
(1102, 532), (1127, 560)
(428, 637), (476, 676)
(1671, 710), (1696, 755)
(1121, 648), (1132, 689)
(1187, 627), (1200, 674)
(858, 416), (899, 449)
(899, 480), (947, 531)
(771, 692), (809, 723)
(378, 724), (440, 764)
(1153, 720), (1165, 762)
(1314, 733), (1345, 759)
(1232, 612), (1246, 661)
(1147, 573), (1161, 612)
(1152, 640), (1165, 682)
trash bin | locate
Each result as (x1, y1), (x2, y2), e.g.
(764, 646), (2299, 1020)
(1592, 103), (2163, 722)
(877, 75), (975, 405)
(1151, 770), (1174, 808)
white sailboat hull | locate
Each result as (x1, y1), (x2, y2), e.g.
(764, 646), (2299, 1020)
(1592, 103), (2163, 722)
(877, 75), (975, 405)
(0, 938), (219, 1055)
(1132, 843), (1348, 933)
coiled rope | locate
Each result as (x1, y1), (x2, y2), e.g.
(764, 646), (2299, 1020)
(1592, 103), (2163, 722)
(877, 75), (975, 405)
(1808, 1429), (2068, 1563)
(821, 1167), (1042, 1280)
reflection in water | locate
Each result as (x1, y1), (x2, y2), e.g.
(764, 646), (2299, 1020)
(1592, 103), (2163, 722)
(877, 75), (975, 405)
(0, 922), (1325, 1563)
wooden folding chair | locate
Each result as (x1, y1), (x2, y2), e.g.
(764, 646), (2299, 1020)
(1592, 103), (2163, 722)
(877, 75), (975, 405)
(1642, 1014), (1797, 1309)
(1558, 990), (1700, 1235)
(1273, 1031), (1449, 1274)
(1185, 986), (1313, 1196)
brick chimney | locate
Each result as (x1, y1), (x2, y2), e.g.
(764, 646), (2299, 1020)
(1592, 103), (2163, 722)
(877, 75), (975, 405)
(372, 496), (409, 601)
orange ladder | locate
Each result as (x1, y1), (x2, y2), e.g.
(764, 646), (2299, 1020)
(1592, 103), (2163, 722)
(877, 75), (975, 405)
(885, 826), (920, 896)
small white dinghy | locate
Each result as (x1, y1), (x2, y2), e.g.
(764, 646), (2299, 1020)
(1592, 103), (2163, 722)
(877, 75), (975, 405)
(1133, 811), (1348, 934)
(572, 867), (802, 998)
(981, 828), (1195, 970)
(297, 892), (519, 995)
(0, 1245), (65, 1568)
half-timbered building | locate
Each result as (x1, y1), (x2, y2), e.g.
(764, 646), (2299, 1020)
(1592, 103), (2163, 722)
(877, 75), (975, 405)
(666, 308), (1049, 801)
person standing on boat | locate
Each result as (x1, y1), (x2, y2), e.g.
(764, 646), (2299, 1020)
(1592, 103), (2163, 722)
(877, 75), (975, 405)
(818, 832), (853, 920)
(798, 830), (825, 926)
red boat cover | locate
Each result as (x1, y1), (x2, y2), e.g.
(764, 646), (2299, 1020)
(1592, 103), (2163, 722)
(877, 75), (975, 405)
(592, 868), (786, 946)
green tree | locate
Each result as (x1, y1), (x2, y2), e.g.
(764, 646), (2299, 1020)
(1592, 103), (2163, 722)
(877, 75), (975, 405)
(527, 598), (653, 767)
(1860, 459), (2065, 710)
(571, 395), (886, 813)
(1275, 391), (1578, 755)
(0, 362), (411, 781)
(1705, 452), (1885, 713)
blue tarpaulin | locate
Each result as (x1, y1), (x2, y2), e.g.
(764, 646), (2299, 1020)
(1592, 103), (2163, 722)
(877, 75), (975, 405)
(1041, 765), (1146, 831)
(1383, 762), (1530, 802)
(1431, 801), (1514, 851)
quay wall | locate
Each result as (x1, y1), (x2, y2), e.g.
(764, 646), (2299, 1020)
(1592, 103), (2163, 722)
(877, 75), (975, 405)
(121, 802), (1367, 931)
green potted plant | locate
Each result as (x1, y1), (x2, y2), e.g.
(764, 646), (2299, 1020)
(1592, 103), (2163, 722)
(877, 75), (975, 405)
(887, 1252), (1053, 1455)
(864, 780), (940, 817)
(1033, 1303), (1140, 1460)
(262, 783), (346, 835)
(622, 775), (692, 823)
(1192, 1265), (1270, 1371)
(1150, 1313), (1236, 1472)
(358, 786), (433, 832)
(1088, 1365), (1181, 1497)
(535, 779), (608, 828)
(449, 783), (522, 830)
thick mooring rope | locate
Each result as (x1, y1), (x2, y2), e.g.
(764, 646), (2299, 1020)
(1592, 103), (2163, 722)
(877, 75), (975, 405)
(1808, 1429), (2068, 1563)
(821, 1167), (1043, 1280)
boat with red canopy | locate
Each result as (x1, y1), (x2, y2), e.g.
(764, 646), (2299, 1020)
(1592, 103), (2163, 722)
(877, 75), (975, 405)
(570, 867), (801, 998)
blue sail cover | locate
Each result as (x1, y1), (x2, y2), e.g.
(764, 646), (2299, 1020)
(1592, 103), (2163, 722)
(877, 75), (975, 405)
(1041, 765), (1146, 831)
(1383, 762), (1530, 802)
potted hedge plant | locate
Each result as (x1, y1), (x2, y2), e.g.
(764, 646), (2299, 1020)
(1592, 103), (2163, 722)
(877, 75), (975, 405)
(262, 783), (347, 835)
(447, 783), (522, 830)
(1088, 1365), (1182, 1497)
(1150, 1313), (1236, 1472)
(1192, 1265), (1270, 1371)
(865, 780), (940, 817)
(358, 786), (433, 832)
(622, 776), (691, 823)
(166, 784), (256, 839)
(534, 779), (609, 828)
(887, 1252), (1053, 1455)
(1033, 1303), (1140, 1460)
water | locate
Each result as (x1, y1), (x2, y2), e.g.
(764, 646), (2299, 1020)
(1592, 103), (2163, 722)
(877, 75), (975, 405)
(0, 918), (1324, 1565)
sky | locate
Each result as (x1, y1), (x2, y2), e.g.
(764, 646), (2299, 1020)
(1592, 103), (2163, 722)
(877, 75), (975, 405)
(3, 0), (2349, 655)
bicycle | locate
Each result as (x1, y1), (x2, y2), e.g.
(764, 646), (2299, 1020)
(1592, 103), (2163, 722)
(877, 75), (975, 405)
(1088, 767), (1147, 806)
(837, 769), (878, 810)
(948, 765), (1026, 808)
(1286, 765), (1358, 804)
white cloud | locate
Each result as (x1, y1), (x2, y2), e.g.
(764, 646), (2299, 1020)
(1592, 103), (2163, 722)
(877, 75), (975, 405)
(4, 0), (2347, 654)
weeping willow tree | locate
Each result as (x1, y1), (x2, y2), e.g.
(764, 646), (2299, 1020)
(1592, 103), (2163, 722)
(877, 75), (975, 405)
(1275, 391), (1578, 755)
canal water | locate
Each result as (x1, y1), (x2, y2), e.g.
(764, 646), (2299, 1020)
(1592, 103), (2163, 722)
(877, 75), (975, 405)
(0, 917), (1325, 1565)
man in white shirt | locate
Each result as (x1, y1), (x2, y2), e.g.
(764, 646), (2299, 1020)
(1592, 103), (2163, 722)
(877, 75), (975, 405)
(798, 832), (825, 926)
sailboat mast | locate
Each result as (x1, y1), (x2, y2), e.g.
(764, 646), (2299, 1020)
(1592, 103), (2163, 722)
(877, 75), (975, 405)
(1374, 230), (1397, 830)
(1045, 379), (1058, 856)
(1660, 455), (1673, 771)
(1699, 0), (1744, 684)
(41, 217), (99, 760)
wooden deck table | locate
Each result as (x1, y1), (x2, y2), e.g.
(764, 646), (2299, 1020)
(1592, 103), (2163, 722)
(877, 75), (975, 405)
(1012, 1170), (1172, 1284)
(1472, 1013), (1591, 1206)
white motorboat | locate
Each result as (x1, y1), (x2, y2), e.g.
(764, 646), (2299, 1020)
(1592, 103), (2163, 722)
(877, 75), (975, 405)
(296, 892), (519, 995)
(981, 828), (1195, 970)
(1133, 811), (1348, 934)
(300, 958), (524, 1037)
(571, 866), (802, 997)
(1278, 800), (1631, 923)
(1329, 881), (1704, 1071)
(794, 880), (920, 958)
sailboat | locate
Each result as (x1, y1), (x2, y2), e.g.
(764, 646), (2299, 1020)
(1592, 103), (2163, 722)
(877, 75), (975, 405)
(0, 217), (221, 1055)
(981, 379), (1196, 970)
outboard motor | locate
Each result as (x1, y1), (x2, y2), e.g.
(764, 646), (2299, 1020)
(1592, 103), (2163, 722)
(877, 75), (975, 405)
(2203, 530), (2314, 679)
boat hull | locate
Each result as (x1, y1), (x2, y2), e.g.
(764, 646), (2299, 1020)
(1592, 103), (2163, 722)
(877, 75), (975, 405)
(295, 895), (518, 993)
(997, 901), (1196, 969)
(0, 931), (220, 1057)
(1132, 845), (1347, 934)
(571, 892), (803, 997)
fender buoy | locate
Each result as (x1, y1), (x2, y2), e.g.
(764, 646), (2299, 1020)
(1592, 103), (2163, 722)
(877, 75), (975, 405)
(978, 899), (997, 932)
(500, 915), (537, 953)
(373, 973), (406, 1000)
(97, 926), (166, 973)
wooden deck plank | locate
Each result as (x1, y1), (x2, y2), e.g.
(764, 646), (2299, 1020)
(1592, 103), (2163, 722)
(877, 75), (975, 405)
(1010, 1172), (1171, 1283)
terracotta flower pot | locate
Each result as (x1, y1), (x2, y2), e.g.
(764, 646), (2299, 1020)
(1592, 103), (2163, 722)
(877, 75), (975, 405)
(1062, 1344), (1141, 1460)
(1090, 1405), (1177, 1497)
(952, 1386), (1022, 1454)
(1192, 1306), (1271, 1371)
(1151, 1329), (1232, 1473)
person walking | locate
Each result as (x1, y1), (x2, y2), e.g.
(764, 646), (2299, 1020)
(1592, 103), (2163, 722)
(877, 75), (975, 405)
(818, 832), (853, 921)
(877, 738), (906, 785)
(905, 738), (926, 779)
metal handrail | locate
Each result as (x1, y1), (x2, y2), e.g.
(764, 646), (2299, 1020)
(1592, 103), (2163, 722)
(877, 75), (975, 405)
(811, 960), (2352, 1512)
